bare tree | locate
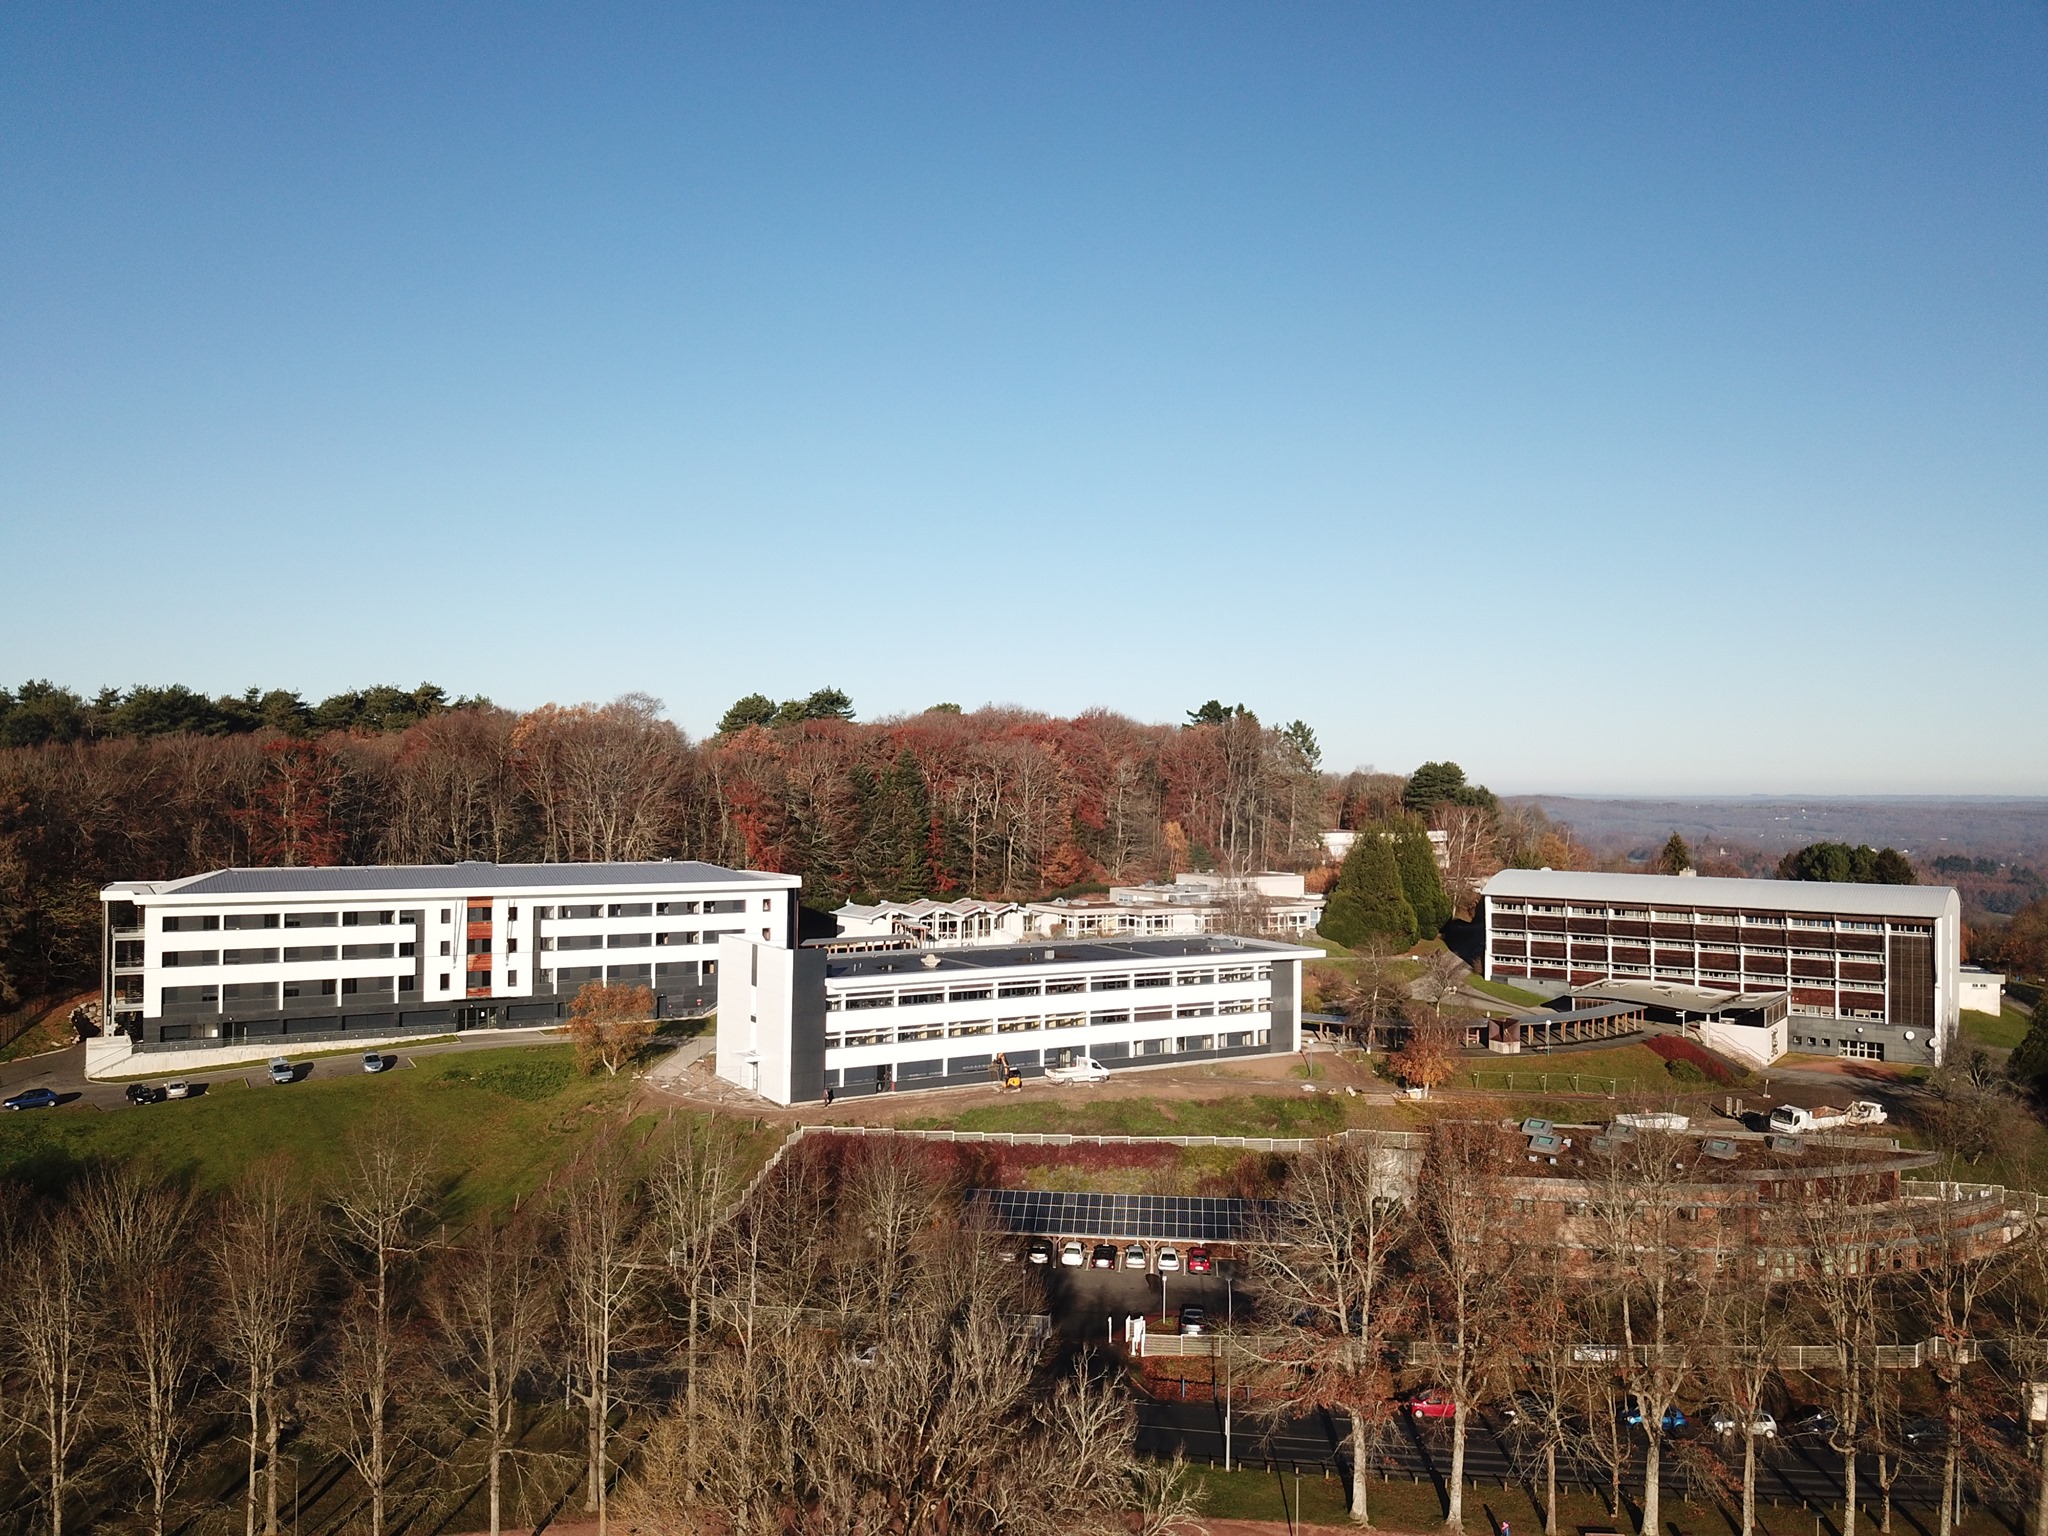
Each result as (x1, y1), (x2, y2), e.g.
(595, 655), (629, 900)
(1, 1199), (99, 1536)
(1255, 1135), (1411, 1524)
(649, 1115), (746, 1490)
(1584, 1123), (1722, 1536)
(1703, 1214), (1795, 1536)
(1791, 1161), (1891, 1536)
(1412, 1122), (1521, 1530)
(77, 1168), (205, 1536)
(1914, 1200), (2007, 1536)
(313, 1124), (437, 1536)
(428, 1214), (553, 1536)
(1512, 1245), (1585, 1536)
(839, 1134), (944, 1329)
(558, 1137), (652, 1536)
(213, 1162), (318, 1536)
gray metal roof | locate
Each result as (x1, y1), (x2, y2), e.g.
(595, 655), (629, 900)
(1482, 868), (1955, 920)
(110, 860), (797, 900)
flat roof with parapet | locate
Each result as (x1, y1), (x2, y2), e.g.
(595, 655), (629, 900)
(822, 933), (1319, 981)
(1565, 979), (1790, 1015)
(104, 860), (799, 901)
(1483, 868), (1955, 921)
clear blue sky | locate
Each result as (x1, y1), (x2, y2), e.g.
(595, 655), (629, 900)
(3, 5), (2043, 794)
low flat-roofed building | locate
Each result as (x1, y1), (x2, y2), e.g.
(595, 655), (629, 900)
(100, 861), (800, 1067)
(1029, 871), (1325, 941)
(1959, 965), (2007, 1016)
(715, 932), (1317, 1105)
(830, 898), (1029, 950)
(1482, 869), (1961, 1066)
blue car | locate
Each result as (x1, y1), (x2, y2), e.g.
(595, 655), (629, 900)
(3, 1087), (60, 1111)
(1623, 1400), (1687, 1431)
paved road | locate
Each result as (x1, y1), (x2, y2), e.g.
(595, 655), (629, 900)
(1135, 1397), (1952, 1509)
(0, 1027), (571, 1113)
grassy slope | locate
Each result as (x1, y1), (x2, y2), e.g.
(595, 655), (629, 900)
(1465, 974), (1550, 1007)
(1963, 1004), (2033, 1051)
(0, 1044), (633, 1216)
(904, 1091), (1349, 1139)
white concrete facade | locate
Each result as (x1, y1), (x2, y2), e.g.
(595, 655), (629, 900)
(716, 933), (1317, 1105)
(100, 860), (800, 1068)
(1959, 966), (2006, 1016)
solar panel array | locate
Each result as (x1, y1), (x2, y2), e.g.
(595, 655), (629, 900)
(967, 1189), (1274, 1242)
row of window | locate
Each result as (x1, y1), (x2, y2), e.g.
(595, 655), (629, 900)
(827, 966), (1269, 1010)
(828, 998), (1268, 1048)
(162, 909), (402, 933)
(161, 943), (417, 967)
(160, 976), (418, 1009)
(540, 928), (746, 951)
(1493, 902), (1891, 931)
(824, 1031), (1268, 1082)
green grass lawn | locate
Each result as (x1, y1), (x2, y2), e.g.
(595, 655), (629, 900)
(0, 1043), (635, 1216)
(903, 1091), (1349, 1139)
(1465, 975), (1550, 1008)
(1962, 1004), (2032, 1051)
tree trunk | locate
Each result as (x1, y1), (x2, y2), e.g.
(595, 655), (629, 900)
(264, 1404), (281, 1536)
(1742, 1432), (1756, 1536)
(1843, 1442), (1860, 1536)
(2034, 1421), (2048, 1536)
(1446, 1412), (1467, 1530)
(1351, 1416), (1370, 1526)
(686, 1293), (700, 1487)
(246, 1389), (261, 1536)
(1546, 1443), (1558, 1536)
(1641, 1430), (1661, 1536)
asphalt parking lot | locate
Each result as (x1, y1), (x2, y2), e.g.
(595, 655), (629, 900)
(1039, 1258), (1244, 1339)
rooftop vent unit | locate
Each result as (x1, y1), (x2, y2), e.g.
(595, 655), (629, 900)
(1527, 1133), (1564, 1155)
(1701, 1137), (1741, 1162)
(921, 954), (941, 969)
(1521, 1117), (1555, 1137)
(1767, 1134), (1805, 1156)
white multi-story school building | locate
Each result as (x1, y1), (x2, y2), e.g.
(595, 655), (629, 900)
(100, 861), (801, 1056)
(715, 931), (1317, 1105)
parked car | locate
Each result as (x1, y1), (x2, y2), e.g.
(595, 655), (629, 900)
(125, 1082), (164, 1105)
(1495, 1392), (1549, 1427)
(2, 1087), (59, 1111)
(997, 1239), (1021, 1264)
(1178, 1306), (1207, 1336)
(1622, 1399), (1687, 1431)
(164, 1079), (193, 1099)
(1902, 1417), (1948, 1448)
(1123, 1243), (1147, 1270)
(1156, 1246), (1182, 1272)
(1186, 1246), (1213, 1274)
(1406, 1389), (1457, 1421)
(1059, 1240), (1085, 1267)
(1090, 1243), (1117, 1270)
(1708, 1408), (1778, 1438)
(1042, 1056), (1110, 1085)
(362, 1052), (388, 1073)
(1784, 1408), (1838, 1440)
(268, 1058), (296, 1085)
(1026, 1238), (1054, 1265)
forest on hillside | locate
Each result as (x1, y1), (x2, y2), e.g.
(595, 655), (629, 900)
(0, 683), (1548, 1008)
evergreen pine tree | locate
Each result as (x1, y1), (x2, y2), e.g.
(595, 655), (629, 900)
(1659, 832), (1692, 874)
(1318, 832), (1418, 950)
(1390, 817), (1452, 940)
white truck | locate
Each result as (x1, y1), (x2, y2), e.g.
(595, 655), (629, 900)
(1768, 1101), (1888, 1134)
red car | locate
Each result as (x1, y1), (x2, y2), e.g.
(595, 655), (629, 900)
(1187, 1246), (1213, 1274)
(1406, 1389), (1457, 1420)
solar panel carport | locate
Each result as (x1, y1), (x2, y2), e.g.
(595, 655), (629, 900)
(968, 1190), (1274, 1243)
